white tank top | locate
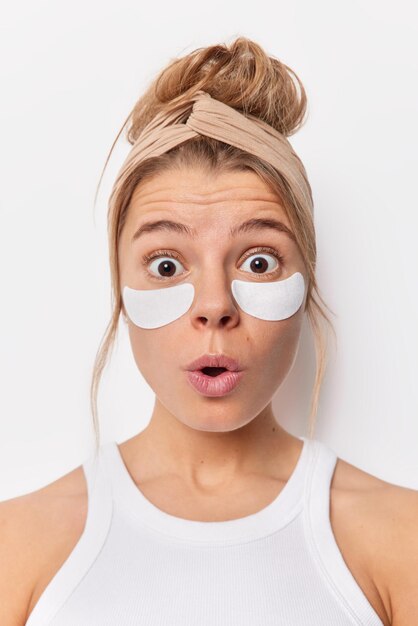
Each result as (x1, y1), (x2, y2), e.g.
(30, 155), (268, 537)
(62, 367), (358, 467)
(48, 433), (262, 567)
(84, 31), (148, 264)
(25, 437), (384, 625)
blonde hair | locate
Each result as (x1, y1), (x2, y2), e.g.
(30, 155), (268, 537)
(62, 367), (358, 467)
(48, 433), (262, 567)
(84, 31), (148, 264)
(90, 36), (337, 453)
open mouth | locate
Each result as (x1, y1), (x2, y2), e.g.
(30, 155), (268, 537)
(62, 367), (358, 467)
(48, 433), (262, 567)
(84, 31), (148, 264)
(200, 367), (228, 377)
(186, 366), (244, 396)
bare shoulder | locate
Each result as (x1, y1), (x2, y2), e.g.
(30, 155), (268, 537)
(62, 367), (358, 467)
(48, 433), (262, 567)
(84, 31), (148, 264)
(0, 463), (88, 625)
(331, 455), (418, 626)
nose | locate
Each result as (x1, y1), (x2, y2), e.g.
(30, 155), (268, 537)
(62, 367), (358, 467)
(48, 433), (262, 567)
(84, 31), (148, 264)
(189, 273), (240, 330)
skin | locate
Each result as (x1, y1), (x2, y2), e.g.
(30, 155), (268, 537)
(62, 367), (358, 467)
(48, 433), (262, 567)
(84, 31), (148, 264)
(117, 167), (308, 498)
(3, 167), (418, 626)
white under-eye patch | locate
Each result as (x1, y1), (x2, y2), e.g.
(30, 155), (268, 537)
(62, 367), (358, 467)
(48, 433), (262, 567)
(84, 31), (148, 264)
(123, 283), (195, 329)
(231, 272), (305, 321)
(122, 271), (305, 329)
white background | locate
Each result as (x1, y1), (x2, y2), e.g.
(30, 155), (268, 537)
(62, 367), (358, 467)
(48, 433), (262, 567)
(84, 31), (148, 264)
(1, 0), (417, 500)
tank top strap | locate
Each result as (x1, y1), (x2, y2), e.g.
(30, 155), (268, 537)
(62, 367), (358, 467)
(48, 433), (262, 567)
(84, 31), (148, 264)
(25, 445), (113, 626)
(303, 439), (384, 626)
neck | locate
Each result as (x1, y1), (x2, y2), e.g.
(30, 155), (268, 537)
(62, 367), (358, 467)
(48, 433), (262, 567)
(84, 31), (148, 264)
(122, 397), (300, 491)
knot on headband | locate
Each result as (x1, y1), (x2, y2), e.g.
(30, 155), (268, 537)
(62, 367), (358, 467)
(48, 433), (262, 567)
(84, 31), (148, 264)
(111, 90), (312, 212)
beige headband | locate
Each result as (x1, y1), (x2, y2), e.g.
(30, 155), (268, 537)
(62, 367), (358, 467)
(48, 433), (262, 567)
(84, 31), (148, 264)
(111, 90), (313, 212)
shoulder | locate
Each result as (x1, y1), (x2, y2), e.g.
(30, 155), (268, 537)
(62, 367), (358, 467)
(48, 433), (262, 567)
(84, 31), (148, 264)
(332, 455), (418, 626)
(0, 463), (87, 625)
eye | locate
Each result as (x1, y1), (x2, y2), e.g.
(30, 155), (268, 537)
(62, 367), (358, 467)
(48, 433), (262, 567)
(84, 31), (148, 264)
(240, 248), (283, 275)
(143, 250), (186, 280)
(141, 246), (284, 280)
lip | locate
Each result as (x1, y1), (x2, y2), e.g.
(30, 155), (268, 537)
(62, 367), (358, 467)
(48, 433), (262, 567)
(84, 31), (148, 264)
(186, 369), (244, 397)
(184, 353), (242, 372)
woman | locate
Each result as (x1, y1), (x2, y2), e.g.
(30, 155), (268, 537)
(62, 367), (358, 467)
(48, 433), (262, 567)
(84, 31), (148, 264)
(1, 37), (417, 626)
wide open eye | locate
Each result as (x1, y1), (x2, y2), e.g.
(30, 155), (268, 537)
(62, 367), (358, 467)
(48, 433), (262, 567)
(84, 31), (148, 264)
(147, 255), (185, 279)
(240, 251), (280, 275)
(142, 247), (283, 280)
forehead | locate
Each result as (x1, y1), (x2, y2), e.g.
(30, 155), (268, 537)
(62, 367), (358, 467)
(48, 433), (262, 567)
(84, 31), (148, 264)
(126, 168), (290, 230)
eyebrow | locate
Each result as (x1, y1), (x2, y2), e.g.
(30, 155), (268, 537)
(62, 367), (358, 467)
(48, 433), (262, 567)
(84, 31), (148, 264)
(131, 217), (296, 243)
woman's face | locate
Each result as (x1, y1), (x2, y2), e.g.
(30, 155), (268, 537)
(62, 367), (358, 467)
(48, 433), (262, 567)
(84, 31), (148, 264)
(118, 167), (308, 432)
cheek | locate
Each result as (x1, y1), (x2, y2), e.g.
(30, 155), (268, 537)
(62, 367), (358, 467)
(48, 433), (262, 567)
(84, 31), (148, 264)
(127, 325), (176, 390)
(252, 312), (303, 360)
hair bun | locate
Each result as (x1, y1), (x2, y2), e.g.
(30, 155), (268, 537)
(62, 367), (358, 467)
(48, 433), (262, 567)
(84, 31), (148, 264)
(127, 36), (308, 143)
